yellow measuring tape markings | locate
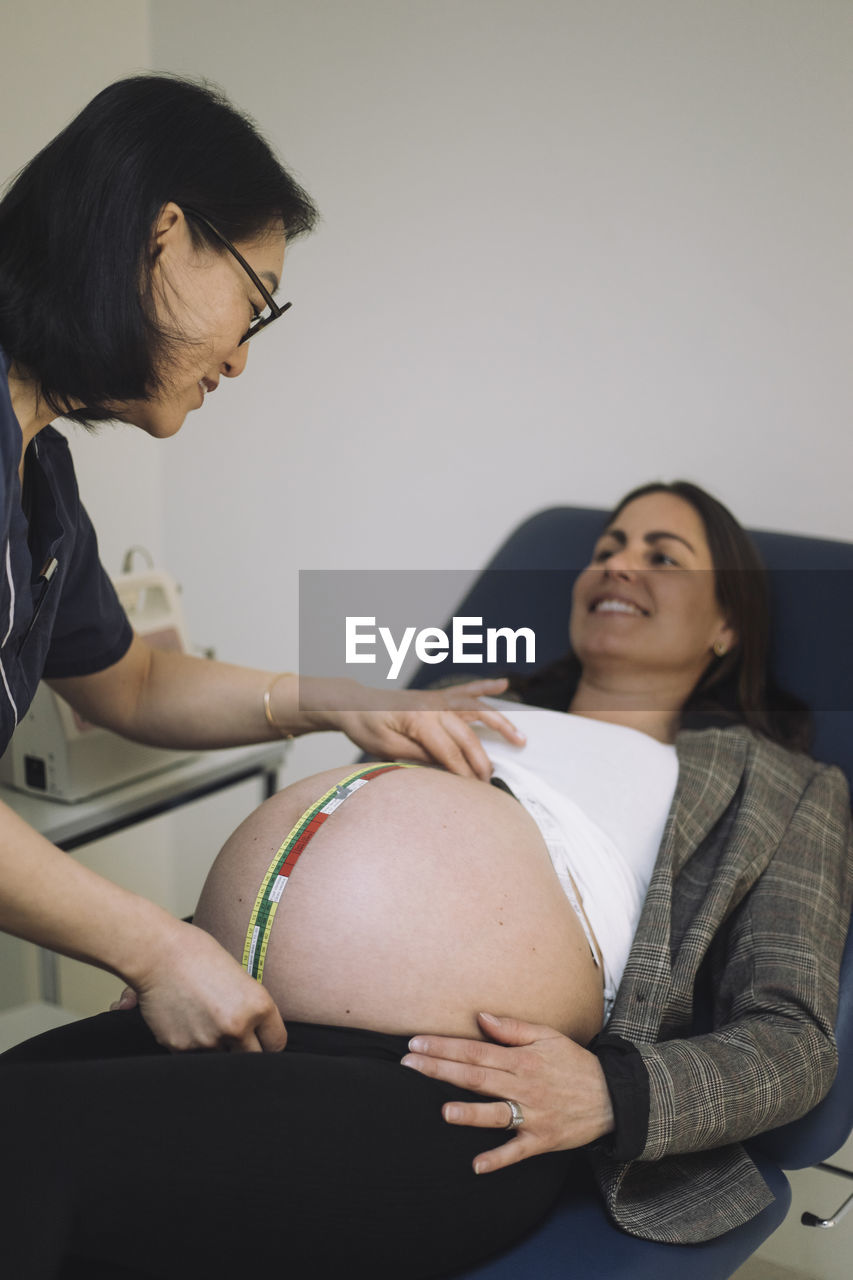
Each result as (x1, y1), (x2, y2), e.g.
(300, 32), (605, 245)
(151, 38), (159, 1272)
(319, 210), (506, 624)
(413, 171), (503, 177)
(242, 762), (418, 982)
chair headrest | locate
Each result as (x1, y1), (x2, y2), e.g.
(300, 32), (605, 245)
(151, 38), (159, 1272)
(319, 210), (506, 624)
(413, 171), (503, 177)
(416, 506), (853, 789)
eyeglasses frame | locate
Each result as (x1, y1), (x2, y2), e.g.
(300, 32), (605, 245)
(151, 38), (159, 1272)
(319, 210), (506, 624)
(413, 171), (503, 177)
(182, 206), (292, 345)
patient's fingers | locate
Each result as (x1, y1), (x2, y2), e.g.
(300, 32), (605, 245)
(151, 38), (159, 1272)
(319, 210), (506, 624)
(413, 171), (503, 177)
(443, 1099), (519, 1129)
(401, 1043), (516, 1097)
(403, 1017), (615, 1172)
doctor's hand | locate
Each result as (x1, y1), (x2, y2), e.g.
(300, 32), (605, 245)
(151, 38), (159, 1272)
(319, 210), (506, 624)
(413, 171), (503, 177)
(111, 920), (287, 1054)
(401, 1012), (614, 1173)
(306, 677), (525, 780)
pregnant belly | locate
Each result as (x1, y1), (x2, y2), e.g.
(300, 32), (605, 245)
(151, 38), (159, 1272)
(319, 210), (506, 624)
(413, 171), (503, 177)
(194, 765), (604, 1043)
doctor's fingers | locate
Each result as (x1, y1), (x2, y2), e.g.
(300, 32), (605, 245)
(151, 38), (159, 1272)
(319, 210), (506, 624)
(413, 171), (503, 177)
(110, 986), (138, 1012)
(396, 709), (495, 779)
(253, 1001), (289, 1053)
(371, 711), (491, 778)
(224, 1031), (263, 1053)
(439, 692), (525, 748)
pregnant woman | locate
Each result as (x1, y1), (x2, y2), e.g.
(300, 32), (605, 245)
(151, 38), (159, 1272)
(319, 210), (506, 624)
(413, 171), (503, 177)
(2, 481), (850, 1278)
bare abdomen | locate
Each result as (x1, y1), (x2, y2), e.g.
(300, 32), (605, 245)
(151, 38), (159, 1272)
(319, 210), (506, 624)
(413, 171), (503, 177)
(194, 765), (604, 1043)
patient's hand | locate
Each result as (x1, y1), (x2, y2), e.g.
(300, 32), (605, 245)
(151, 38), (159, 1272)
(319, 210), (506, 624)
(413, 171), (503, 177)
(402, 1012), (614, 1172)
(315, 677), (525, 780)
(113, 920), (287, 1054)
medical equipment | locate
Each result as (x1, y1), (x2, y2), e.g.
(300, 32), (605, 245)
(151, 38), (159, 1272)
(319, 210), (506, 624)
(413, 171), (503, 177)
(0, 567), (197, 802)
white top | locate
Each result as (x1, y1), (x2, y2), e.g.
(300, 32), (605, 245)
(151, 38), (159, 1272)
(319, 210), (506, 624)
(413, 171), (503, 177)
(476, 700), (679, 1006)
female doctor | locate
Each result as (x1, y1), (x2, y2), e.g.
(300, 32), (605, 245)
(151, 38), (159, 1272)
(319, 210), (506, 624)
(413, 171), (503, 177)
(0, 74), (521, 1054)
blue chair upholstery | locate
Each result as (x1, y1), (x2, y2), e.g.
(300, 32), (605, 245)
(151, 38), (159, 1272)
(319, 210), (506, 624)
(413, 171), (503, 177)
(414, 507), (853, 1280)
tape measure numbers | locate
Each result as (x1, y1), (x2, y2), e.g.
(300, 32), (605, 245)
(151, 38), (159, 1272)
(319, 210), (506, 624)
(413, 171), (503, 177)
(242, 762), (418, 982)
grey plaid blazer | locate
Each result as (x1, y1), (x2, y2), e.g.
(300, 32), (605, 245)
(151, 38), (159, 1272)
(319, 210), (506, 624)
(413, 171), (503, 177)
(589, 725), (853, 1243)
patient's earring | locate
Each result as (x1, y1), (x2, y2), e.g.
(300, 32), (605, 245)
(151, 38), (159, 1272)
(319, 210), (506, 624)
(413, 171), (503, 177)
(713, 640), (728, 657)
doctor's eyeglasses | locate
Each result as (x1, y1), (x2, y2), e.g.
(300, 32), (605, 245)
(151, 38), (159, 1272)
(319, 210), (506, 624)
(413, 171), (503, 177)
(183, 207), (292, 346)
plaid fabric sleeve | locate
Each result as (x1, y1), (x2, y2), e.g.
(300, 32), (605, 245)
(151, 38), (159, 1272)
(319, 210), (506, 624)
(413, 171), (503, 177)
(637, 762), (853, 1162)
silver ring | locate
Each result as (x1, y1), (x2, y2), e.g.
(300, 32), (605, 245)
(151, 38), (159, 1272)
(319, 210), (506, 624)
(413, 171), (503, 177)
(503, 1099), (524, 1130)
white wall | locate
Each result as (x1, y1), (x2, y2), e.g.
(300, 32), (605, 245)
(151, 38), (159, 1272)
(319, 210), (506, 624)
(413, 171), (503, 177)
(0, 1), (158, 1004)
(0, 1), (163, 577)
(0, 2), (150, 186)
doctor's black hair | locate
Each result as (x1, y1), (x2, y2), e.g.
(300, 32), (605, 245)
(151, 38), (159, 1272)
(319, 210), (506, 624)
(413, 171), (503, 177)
(510, 480), (813, 752)
(0, 74), (318, 426)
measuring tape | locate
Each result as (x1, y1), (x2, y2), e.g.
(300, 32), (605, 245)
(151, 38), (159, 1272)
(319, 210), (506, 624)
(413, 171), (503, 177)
(242, 762), (418, 982)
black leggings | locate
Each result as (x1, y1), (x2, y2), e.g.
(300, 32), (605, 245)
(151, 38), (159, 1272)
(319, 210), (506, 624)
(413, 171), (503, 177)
(0, 1010), (578, 1279)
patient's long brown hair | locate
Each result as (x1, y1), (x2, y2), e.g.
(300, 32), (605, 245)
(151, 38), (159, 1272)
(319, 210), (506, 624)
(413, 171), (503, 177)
(511, 480), (813, 752)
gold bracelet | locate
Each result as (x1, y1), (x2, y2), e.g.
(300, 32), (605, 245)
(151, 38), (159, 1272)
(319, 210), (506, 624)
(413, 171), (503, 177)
(263, 673), (296, 740)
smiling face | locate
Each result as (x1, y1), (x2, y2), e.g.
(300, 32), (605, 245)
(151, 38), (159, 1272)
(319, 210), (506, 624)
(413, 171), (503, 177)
(113, 204), (286, 438)
(569, 491), (737, 696)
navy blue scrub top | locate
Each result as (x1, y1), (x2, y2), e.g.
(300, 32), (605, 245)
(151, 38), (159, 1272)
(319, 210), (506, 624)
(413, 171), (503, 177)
(0, 347), (133, 754)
